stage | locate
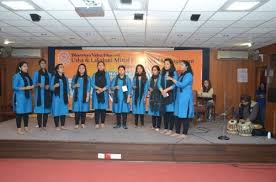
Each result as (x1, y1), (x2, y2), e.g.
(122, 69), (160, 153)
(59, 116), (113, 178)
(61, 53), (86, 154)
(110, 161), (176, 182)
(0, 114), (276, 162)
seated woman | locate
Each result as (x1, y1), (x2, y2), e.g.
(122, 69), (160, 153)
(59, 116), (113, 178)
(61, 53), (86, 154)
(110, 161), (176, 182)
(235, 94), (259, 123)
(198, 80), (214, 120)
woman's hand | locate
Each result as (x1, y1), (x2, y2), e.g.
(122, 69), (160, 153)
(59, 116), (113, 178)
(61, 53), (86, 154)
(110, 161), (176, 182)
(54, 83), (59, 88)
(127, 96), (131, 103)
(73, 83), (80, 88)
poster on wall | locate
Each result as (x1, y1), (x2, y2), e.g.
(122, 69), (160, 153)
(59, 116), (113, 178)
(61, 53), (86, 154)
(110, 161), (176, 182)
(237, 68), (248, 83)
(55, 49), (203, 109)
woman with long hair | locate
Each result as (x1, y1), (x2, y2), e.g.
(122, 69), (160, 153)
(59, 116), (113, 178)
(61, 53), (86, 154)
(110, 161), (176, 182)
(51, 64), (69, 130)
(148, 65), (162, 131)
(13, 61), (34, 134)
(158, 58), (178, 135)
(198, 80), (214, 120)
(132, 64), (149, 128)
(111, 65), (132, 129)
(32, 59), (52, 130)
(91, 61), (110, 128)
(168, 60), (194, 139)
(72, 64), (91, 129)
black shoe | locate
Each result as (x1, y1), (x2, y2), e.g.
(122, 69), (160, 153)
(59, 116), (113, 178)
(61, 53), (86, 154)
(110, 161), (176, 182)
(113, 125), (121, 128)
(123, 125), (128, 129)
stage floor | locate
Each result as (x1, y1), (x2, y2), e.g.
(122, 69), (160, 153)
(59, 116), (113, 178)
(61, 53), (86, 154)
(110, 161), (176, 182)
(0, 114), (275, 145)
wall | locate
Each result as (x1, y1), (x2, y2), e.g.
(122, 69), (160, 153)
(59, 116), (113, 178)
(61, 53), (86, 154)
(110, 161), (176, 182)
(259, 43), (276, 135)
(209, 49), (257, 115)
(0, 48), (48, 121)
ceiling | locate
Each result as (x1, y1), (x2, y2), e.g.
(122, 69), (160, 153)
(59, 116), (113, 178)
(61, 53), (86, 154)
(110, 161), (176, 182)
(0, 0), (276, 49)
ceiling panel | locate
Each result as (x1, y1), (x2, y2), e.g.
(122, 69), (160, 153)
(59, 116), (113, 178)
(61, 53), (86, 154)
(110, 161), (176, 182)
(184, 0), (228, 11)
(201, 20), (234, 28)
(48, 11), (83, 19)
(89, 19), (118, 26)
(59, 19), (90, 26)
(2, 20), (35, 27)
(147, 11), (181, 20)
(242, 12), (276, 21)
(210, 12), (248, 21)
(0, 11), (24, 20)
(255, 0), (276, 11)
(148, 0), (188, 11)
(230, 20), (264, 28)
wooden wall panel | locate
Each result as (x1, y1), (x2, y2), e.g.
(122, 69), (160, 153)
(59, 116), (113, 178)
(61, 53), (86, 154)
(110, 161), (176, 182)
(209, 49), (257, 114)
(259, 43), (276, 135)
(0, 48), (48, 121)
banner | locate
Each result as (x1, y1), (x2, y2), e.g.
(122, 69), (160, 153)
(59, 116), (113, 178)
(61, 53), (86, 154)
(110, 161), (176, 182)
(55, 49), (203, 110)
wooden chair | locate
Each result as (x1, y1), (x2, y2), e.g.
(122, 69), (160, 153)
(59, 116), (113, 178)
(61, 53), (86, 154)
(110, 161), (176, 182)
(210, 94), (216, 121)
(193, 90), (207, 125)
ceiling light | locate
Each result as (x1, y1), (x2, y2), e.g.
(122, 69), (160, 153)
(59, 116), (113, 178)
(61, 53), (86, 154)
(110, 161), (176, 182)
(239, 42), (252, 47)
(226, 1), (260, 11)
(4, 40), (15, 45)
(1, 1), (35, 10)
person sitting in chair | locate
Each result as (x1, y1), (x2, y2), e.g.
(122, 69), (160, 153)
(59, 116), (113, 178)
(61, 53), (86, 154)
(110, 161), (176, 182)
(235, 94), (259, 123)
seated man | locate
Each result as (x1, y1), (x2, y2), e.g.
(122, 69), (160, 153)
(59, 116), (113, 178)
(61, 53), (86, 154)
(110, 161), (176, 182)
(235, 94), (259, 123)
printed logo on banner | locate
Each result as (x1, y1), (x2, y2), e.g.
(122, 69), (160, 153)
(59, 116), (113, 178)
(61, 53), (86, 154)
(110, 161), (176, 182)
(58, 51), (71, 65)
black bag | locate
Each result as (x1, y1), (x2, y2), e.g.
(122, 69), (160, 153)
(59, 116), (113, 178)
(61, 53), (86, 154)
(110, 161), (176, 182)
(252, 129), (268, 136)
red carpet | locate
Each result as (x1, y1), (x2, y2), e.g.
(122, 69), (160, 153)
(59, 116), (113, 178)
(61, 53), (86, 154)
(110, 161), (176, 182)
(0, 159), (276, 182)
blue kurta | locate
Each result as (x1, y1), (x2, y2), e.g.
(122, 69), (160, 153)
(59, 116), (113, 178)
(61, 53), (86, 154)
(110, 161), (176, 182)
(50, 75), (69, 117)
(91, 72), (110, 110)
(32, 71), (52, 114)
(174, 73), (194, 118)
(157, 71), (178, 112)
(148, 78), (161, 116)
(132, 77), (149, 114)
(12, 73), (32, 114)
(71, 76), (91, 112)
(111, 76), (132, 113)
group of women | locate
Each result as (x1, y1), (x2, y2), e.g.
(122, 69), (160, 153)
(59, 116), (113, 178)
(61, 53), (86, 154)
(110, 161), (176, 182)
(13, 58), (194, 139)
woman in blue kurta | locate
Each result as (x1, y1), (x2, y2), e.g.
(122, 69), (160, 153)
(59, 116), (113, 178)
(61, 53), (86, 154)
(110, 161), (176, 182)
(72, 64), (91, 129)
(158, 58), (178, 135)
(132, 64), (149, 127)
(111, 65), (132, 129)
(51, 64), (69, 130)
(148, 65), (162, 131)
(32, 59), (52, 130)
(91, 61), (110, 129)
(13, 61), (34, 134)
(168, 60), (194, 139)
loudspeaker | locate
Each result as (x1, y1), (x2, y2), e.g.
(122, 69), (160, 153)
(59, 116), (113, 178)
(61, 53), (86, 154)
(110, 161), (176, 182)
(30, 14), (41, 22)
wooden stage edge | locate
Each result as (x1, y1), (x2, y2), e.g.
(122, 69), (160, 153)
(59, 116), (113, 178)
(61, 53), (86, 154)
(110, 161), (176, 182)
(0, 140), (276, 163)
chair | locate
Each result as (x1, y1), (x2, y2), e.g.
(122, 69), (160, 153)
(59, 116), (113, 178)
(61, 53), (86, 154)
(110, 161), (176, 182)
(193, 90), (207, 125)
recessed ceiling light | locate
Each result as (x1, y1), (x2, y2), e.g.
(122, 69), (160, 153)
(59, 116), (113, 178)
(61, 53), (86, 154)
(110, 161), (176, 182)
(4, 40), (15, 45)
(239, 42), (252, 47)
(1, 1), (35, 10)
(226, 1), (260, 11)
